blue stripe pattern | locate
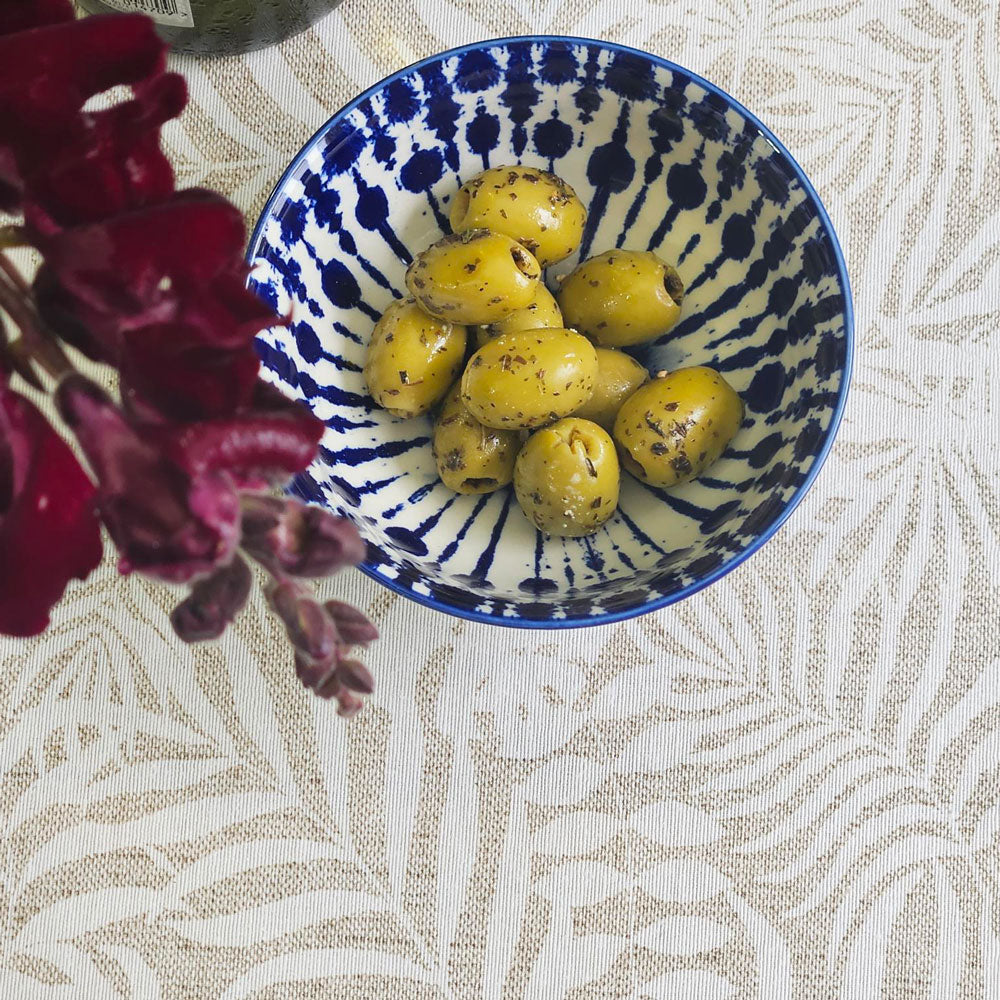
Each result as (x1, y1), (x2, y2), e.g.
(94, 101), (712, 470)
(247, 37), (853, 629)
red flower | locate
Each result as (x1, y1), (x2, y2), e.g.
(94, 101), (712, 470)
(35, 190), (280, 422)
(0, 5), (375, 704)
(156, 381), (326, 486)
(34, 188), (285, 423)
(0, 14), (183, 230)
(0, 380), (102, 637)
(35, 191), (258, 359)
(56, 375), (241, 583)
(0, 0), (73, 36)
(119, 327), (263, 423)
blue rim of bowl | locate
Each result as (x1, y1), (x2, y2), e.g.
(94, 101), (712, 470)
(247, 34), (855, 630)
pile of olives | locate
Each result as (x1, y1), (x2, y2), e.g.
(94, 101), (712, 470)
(363, 165), (744, 538)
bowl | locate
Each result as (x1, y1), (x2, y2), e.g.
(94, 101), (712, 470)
(247, 36), (853, 628)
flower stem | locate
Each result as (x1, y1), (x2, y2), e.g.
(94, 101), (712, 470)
(0, 251), (31, 295)
(0, 225), (29, 252)
(0, 262), (74, 382)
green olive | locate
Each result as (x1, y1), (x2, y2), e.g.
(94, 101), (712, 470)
(572, 348), (649, 431)
(432, 382), (519, 494)
(364, 298), (466, 417)
(613, 366), (744, 488)
(514, 418), (619, 537)
(450, 165), (586, 267)
(557, 249), (684, 347)
(461, 328), (598, 430)
(405, 229), (540, 326)
(473, 283), (563, 349)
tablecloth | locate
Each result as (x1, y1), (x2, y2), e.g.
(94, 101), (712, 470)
(3, 1), (999, 997)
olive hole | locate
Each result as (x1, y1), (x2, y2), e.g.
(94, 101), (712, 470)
(463, 477), (497, 490)
(511, 247), (540, 279)
(664, 268), (684, 307)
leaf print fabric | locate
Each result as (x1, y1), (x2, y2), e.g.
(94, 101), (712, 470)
(1, 0), (999, 996)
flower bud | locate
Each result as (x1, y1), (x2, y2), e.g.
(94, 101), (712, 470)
(239, 494), (285, 541)
(335, 692), (364, 718)
(170, 555), (252, 642)
(280, 505), (366, 577)
(324, 601), (378, 648)
(243, 498), (366, 578)
(268, 580), (336, 661)
(335, 658), (374, 695)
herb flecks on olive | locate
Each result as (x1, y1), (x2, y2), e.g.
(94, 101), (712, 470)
(461, 328), (598, 430)
(572, 347), (650, 431)
(514, 418), (620, 536)
(473, 282), (563, 349)
(432, 382), (520, 494)
(364, 298), (466, 418)
(558, 249), (684, 347)
(613, 366), (743, 488)
(364, 164), (737, 536)
(450, 165), (587, 267)
(405, 229), (541, 325)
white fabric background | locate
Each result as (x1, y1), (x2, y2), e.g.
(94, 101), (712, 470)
(2, 1), (999, 997)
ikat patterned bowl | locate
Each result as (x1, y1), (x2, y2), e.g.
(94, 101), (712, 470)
(247, 36), (853, 628)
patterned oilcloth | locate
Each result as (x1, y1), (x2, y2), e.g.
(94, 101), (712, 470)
(2, 2), (998, 998)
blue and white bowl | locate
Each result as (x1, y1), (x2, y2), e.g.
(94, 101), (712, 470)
(247, 36), (853, 628)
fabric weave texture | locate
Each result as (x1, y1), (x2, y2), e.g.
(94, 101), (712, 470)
(1, 1), (998, 997)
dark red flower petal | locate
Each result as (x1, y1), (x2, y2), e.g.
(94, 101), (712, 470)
(0, 14), (176, 223)
(204, 274), (280, 345)
(41, 189), (246, 311)
(120, 327), (262, 422)
(162, 273), (276, 353)
(159, 389), (324, 482)
(0, 0), (74, 38)
(43, 189), (246, 294)
(23, 72), (187, 234)
(38, 273), (273, 372)
(56, 374), (240, 583)
(172, 409), (321, 480)
(0, 384), (102, 638)
(0, 16), (166, 141)
(36, 191), (267, 363)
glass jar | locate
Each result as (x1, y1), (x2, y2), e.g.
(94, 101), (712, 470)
(76, 0), (343, 56)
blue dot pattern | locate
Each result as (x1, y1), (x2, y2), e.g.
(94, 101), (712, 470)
(247, 38), (852, 628)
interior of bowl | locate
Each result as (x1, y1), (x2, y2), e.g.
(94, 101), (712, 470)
(247, 37), (851, 626)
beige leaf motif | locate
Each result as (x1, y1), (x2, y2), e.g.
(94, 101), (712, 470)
(3, 0), (999, 997)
